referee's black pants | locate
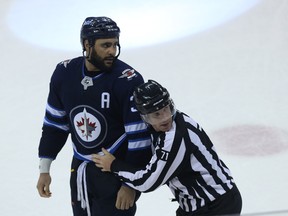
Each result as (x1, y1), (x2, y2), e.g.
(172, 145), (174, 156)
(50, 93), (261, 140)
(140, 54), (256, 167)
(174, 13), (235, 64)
(176, 185), (242, 216)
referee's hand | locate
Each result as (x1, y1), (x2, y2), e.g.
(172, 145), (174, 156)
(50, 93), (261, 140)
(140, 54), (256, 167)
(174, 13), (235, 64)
(92, 148), (115, 172)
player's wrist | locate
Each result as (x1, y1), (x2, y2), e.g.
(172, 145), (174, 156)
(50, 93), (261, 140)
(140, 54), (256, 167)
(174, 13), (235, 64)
(39, 158), (53, 173)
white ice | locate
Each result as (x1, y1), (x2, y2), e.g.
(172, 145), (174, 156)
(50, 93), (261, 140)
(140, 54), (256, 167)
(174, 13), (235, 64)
(0, 0), (288, 215)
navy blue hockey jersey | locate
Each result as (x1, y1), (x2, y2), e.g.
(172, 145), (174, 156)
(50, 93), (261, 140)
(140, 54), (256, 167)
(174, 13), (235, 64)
(39, 56), (151, 165)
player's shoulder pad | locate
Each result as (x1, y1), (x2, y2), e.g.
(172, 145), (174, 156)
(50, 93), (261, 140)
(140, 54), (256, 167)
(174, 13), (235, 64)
(57, 56), (82, 69)
(58, 59), (72, 68)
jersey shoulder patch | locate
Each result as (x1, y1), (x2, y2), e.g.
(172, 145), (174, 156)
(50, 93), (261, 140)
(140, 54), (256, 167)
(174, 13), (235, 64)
(118, 69), (137, 80)
(59, 59), (72, 68)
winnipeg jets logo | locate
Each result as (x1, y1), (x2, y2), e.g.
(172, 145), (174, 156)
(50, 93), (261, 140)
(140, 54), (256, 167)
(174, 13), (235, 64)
(118, 69), (136, 80)
(71, 106), (107, 148)
(76, 108), (97, 140)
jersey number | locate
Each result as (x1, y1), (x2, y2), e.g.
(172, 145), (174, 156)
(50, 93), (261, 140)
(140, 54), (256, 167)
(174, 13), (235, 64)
(160, 150), (169, 161)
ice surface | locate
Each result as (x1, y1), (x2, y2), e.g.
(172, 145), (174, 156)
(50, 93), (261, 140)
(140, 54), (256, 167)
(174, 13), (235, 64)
(1, 0), (288, 215)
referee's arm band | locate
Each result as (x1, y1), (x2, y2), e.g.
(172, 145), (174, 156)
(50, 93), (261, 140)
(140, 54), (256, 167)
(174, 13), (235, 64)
(39, 158), (53, 173)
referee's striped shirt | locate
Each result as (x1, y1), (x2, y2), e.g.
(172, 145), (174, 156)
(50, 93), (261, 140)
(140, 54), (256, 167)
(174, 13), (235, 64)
(111, 111), (235, 213)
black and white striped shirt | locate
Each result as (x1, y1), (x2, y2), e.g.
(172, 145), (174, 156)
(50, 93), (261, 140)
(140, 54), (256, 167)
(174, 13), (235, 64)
(111, 111), (235, 213)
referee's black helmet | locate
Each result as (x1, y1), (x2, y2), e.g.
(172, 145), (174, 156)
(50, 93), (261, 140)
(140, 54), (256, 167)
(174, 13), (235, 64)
(133, 80), (174, 115)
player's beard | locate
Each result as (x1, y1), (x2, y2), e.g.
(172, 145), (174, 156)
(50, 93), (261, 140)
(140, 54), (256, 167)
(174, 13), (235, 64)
(88, 49), (114, 72)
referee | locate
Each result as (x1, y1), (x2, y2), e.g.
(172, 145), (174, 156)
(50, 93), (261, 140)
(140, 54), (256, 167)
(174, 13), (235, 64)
(93, 80), (242, 216)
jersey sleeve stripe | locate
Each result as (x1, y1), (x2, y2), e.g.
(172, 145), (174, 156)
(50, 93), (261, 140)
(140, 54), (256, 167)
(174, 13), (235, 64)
(125, 121), (148, 134)
(44, 117), (69, 131)
(46, 103), (67, 117)
(128, 138), (151, 151)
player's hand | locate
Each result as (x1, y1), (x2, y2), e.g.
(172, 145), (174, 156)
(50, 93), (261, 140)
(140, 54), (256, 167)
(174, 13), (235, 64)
(37, 173), (52, 198)
(92, 148), (115, 172)
(116, 185), (136, 210)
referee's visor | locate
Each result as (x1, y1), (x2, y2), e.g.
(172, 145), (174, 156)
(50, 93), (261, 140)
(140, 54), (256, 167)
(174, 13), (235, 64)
(141, 104), (175, 125)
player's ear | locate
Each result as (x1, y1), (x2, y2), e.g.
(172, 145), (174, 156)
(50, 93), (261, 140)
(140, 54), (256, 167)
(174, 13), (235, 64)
(84, 40), (90, 50)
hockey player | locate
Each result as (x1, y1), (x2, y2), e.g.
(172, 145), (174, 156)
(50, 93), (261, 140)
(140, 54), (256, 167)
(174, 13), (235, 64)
(92, 80), (242, 216)
(36, 17), (152, 216)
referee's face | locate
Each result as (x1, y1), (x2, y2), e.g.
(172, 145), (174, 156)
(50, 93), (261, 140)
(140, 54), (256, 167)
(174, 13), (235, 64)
(145, 105), (173, 132)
